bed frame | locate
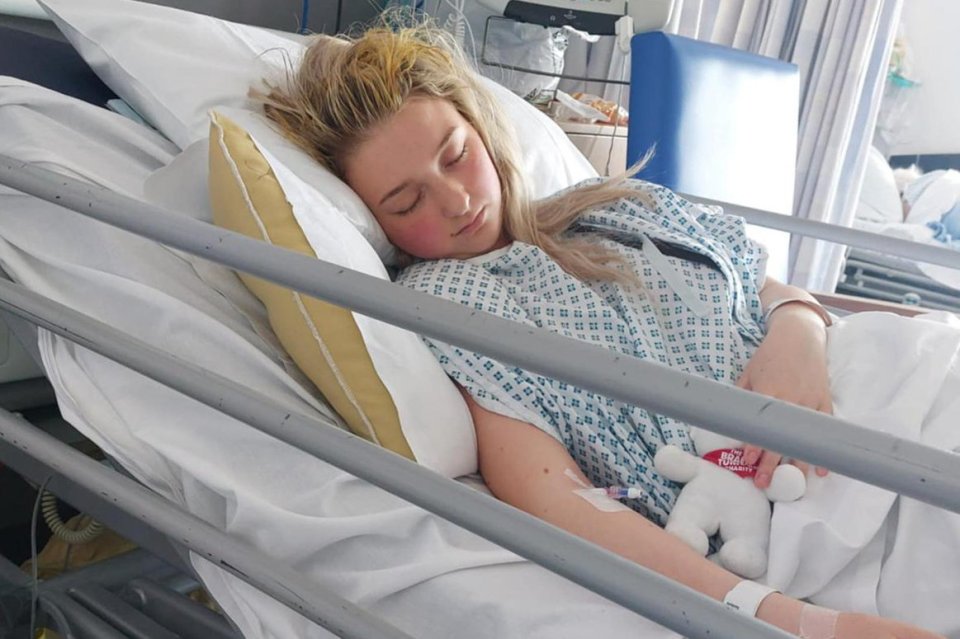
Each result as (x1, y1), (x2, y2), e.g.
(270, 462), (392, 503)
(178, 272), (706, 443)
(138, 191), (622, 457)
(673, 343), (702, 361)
(2, 22), (960, 639)
(834, 153), (960, 313)
(838, 247), (960, 313)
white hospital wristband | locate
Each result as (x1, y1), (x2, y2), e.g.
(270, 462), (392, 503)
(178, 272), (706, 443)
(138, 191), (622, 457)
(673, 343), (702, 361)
(762, 297), (833, 328)
(723, 580), (780, 618)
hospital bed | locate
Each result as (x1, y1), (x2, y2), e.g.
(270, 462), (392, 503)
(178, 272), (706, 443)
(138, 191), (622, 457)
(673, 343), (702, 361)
(1, 2), (960, 639)
(838, 152), (960, 312)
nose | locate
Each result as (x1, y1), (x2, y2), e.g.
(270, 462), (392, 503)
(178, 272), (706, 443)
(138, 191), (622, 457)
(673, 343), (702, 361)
(436, 177), (470, 218)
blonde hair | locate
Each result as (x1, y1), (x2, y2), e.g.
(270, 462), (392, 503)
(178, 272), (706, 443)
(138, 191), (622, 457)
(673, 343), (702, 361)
(256, 22), (646, 281)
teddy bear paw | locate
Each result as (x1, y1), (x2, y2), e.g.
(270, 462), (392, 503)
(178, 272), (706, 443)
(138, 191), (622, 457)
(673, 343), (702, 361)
(765, 464), (807, 502)
(654, 445), (699, 483)
(718, 538), (768, 579)
(665, 521), (710, 556)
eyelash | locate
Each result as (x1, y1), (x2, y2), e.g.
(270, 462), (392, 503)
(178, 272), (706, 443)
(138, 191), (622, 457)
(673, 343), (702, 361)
(448, 145), (468, 166)
(395, 145), (468, 215)
(397, 195), (422, 216)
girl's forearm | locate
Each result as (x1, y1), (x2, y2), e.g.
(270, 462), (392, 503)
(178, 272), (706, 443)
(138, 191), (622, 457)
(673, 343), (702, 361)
(530, 495), (803, 634)
(470, 387), (808, 635)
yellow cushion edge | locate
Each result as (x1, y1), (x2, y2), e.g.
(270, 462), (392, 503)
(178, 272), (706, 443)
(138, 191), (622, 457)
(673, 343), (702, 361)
(207, 111), (415, 462)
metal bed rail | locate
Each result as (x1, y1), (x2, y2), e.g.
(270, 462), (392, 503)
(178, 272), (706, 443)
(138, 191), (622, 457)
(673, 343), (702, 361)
(0, 404), (415, 639)
(686, 193), (960, 272)
(0, 545), (237, 639)
(0, 272), (794, 639)
(839, 250), (960, 313)
(2, 157), (960, 638)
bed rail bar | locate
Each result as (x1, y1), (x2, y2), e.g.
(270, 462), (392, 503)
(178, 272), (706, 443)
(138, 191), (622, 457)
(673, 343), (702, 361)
(685, 193), (960, 272)
(2, 155), (959, 275)
(2, 157), (960, 638)
(0, 406), (417, 639)
(0, 278), (795, 639)
(0, 160), (957, 510)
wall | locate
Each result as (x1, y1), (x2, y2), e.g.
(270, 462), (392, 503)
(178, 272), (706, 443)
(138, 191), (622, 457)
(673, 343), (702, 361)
(885, 0), (960, 156)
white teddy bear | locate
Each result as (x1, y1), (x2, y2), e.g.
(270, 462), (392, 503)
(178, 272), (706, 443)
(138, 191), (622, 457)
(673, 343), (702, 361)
(653, 426), (807, 578)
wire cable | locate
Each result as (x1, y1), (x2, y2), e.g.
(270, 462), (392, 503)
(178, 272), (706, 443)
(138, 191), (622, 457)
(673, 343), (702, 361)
(442, 0), (467, 49)
(29, 475), (53, 639)
(600, 14), (637, 177)
(40, 490), (105, 545)
(603, 46), (630, 176)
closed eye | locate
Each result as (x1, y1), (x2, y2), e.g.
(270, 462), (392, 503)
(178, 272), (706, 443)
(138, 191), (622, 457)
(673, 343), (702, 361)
(395, 192), (422, 215)
(446, 145), (468, 167)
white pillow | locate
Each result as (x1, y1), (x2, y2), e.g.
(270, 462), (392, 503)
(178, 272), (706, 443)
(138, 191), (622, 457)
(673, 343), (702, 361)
(482, 78), (599, 196)
(38, 0), (304, 150)
(856, 146), (904, 225)
(207, 113), (479, 477)
(210, 106), (399, 264)
(40, 0), (597, 264)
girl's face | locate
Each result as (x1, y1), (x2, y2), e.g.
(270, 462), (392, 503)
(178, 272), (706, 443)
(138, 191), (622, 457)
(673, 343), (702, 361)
(343, 97), (509, 260)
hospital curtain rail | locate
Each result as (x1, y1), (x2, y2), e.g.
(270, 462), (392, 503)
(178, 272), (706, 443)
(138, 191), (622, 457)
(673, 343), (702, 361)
(1, 161), (960, 638)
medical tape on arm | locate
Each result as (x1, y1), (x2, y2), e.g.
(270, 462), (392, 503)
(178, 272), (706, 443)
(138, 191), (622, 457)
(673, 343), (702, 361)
(565, 469), (631, 513)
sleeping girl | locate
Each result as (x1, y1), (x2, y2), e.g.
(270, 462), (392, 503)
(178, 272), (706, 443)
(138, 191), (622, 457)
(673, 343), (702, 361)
(257, 23), (954, 639)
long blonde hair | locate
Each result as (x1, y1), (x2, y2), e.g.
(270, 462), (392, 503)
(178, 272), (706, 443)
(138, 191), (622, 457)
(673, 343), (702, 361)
(256, 23), (645, 281)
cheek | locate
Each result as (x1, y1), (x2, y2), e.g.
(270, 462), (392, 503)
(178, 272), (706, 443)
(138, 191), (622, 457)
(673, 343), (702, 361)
(388, 217), (450, 258)
(473, 149), (503, 205)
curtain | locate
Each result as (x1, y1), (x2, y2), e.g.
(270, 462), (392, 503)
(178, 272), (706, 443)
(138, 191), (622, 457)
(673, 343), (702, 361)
(562, 0), (902, 292)
(676, 0), (904, 290)
(784, 0), (902, 290)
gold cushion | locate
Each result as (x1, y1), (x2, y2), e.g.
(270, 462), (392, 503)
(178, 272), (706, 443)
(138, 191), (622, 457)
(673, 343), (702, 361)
(207, 111), (415, 460)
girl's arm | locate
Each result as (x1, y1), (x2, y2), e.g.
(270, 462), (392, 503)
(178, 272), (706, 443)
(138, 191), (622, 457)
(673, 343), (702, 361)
(466, 391), (944, 639)
(739, 277), (833, 486)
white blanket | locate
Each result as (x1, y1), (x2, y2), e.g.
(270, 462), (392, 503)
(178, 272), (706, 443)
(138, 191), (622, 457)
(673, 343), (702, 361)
(768, 311), (960, 637)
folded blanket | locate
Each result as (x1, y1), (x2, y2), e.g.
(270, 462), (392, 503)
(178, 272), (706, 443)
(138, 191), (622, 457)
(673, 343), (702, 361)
(767, 311), (960, 637)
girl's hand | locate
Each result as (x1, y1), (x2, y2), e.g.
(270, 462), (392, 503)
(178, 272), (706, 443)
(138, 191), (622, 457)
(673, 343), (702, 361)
(737, 303), (832, 488)
(836, 611), (947, 639)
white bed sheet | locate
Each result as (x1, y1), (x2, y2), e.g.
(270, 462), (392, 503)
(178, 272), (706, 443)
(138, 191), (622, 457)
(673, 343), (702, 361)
(0, 79), (676, 638)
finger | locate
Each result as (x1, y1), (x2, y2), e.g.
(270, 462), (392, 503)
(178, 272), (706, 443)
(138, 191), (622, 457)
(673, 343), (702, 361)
(742, 444), (763, 466)
(754, 450), (782, 489)
(789, 459), (831, 478)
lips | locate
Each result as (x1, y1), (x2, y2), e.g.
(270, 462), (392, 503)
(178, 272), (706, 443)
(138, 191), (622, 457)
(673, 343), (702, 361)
(455, 207), (486, 236)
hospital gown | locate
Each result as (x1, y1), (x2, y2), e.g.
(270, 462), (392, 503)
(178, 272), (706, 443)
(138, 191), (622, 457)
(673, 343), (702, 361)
(397, 180), (769, 525)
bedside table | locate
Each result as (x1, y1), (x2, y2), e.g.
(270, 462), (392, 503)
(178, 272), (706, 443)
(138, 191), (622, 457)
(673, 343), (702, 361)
(558, 120), (628, 177)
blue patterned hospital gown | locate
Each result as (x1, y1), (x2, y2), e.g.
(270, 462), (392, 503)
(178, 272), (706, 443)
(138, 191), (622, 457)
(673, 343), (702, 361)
(396, 180), (769, 525)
